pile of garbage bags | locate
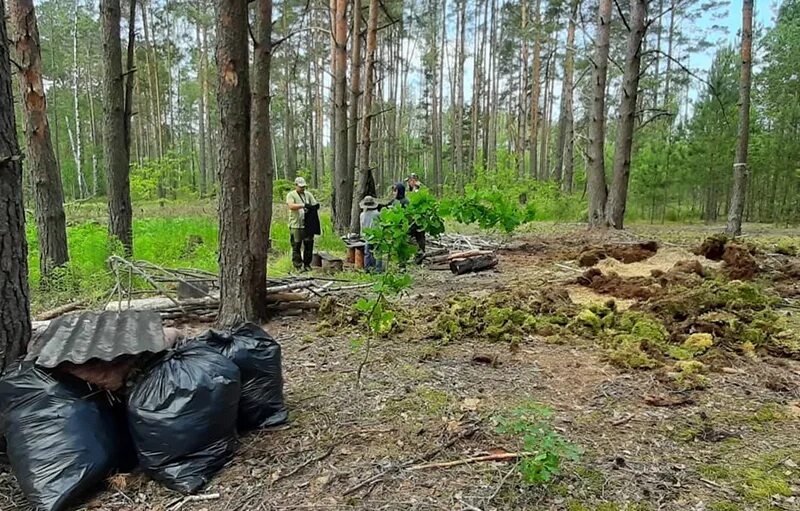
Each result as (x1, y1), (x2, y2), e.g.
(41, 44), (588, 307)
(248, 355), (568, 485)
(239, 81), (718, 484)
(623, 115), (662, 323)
(0, 323), (287, 511)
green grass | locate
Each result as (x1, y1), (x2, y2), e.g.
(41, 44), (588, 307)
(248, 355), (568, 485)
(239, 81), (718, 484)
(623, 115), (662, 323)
(26, 200), (347, 313)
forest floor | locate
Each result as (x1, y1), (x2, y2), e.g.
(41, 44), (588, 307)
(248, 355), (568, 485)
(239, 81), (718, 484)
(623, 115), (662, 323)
(4, 223), (800, 511)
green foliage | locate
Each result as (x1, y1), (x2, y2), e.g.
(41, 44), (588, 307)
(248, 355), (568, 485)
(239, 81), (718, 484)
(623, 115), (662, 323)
(273, 179), (295, 201)
(365, 206), (417, 266)
(365, 190), (445, 265)
(406, 190), (446, 237)
(495, 403), (581, 485)
(130, 152), (194, 201)
(442, 187), (535, 234)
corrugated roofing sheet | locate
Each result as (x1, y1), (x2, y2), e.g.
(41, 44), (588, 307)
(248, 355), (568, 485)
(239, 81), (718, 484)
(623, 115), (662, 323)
(27, 311), (167, 368)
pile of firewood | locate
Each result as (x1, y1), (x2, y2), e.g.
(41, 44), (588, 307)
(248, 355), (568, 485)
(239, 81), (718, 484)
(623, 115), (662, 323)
(426, 250), (499, 275)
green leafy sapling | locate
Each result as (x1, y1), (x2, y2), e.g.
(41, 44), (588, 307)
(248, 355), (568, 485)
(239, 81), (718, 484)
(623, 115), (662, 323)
(495, 403), (582, 485)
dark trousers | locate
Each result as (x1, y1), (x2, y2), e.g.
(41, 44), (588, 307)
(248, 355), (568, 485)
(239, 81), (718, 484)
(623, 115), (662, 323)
(291, 228), (314, 269)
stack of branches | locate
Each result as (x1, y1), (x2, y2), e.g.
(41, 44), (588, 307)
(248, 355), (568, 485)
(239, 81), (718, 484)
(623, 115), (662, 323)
(105, 256), (371, 321)
(429, 233), (503, 252)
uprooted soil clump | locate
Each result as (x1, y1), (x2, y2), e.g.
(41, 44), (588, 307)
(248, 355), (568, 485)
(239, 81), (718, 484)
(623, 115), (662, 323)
(695, 234), (760, 280)
(572, 259), (707, 301)
(577, 241), (659, 267)
(574, 268), (660, 300)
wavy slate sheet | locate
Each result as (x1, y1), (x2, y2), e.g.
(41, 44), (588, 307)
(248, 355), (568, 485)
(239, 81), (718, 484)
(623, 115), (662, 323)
(27, 311), (167, 368)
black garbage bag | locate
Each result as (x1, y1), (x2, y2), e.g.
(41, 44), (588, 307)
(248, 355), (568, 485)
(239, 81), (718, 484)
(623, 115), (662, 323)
(192, 323), (288, 430)
(0, 363), (126, 511)
(127, 343), (241, 494)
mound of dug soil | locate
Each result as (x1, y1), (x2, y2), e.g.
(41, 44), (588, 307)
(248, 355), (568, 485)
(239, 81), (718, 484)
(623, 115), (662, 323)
(575, 268), (660, 300)
(577, 241), (659, 267)
(722, 243), (759, 280)
(694, 235), (760, 280)
(574, 260), (707, 302)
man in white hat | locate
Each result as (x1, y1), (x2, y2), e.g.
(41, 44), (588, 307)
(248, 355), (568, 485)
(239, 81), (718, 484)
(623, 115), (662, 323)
(359, 196), (382, 272)
(286, 177), (318, 271)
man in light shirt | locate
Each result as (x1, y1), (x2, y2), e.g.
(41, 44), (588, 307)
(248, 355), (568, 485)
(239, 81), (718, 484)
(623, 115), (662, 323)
(286, 177), (318, 271)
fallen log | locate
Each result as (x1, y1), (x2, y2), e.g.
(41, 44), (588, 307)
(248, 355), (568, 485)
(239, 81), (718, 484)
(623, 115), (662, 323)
(450, 254), (498, 275)
(428, 249), (493, 265)
(36, 301), (85, 321)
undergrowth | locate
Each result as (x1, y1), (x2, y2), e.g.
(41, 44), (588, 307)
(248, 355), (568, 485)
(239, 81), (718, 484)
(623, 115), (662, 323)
(26, 204), (346, 313)
(494, 402), (581, 485)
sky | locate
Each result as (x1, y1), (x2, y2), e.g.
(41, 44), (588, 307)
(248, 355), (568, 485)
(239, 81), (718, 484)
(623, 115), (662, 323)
(691, 0), (777, 76)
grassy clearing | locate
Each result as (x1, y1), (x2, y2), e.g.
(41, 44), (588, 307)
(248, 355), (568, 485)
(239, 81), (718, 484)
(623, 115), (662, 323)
(27, 200), (347, 313)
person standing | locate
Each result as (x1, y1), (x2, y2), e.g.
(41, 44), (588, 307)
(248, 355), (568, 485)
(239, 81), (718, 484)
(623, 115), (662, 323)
(406, 173), (423, 192)
(359, 196), (382, 272)
(286, 177), (319, 271)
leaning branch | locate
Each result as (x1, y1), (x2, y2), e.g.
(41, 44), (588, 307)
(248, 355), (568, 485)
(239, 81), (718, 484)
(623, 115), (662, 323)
(644, 49), (730, 122)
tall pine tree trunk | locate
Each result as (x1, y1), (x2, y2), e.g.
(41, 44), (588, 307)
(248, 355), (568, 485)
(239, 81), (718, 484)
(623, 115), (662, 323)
(726, 0), (753, 236)
(10, 0), (69, 280)
(1, 0), (31, 372)
(101, 0), (133, 254)
(350, 0), (379, 233)
(554, 0), (578, 186)
(454, 0), (466, 186)
(124, 0), (136, 165)
(141, 1), (163, 158)
(72, 0), (87, 198)
(196, 24), (207, 196)
(332, 0), (351, 232)
(217, 0), (255, 326)
(347, 0), (362, 192)
(607, 0), (647, 229)
(250, 0), (273, 319)
(518, 0), (528, 177)
(433, 0), (446, 194)
(539, 51), (553, 180)
(529, 0), (541, 179)
(587, 0), (612, 228)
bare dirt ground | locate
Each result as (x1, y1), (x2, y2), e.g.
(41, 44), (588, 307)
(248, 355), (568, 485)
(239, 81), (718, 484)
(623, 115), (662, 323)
(2, 224), (800, 511)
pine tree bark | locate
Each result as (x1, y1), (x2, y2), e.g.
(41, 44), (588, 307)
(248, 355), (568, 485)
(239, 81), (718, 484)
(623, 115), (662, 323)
(71, 0), (87, 198)
(142, 1), (164, 159)
(11, 0), (69, 280)
(347, 0), (363, 193)
(332, 0), (351, 232)
(432, 0), (446, 194)
(0, 0), (31, 373)
(196, 24), (207, 195)
(607, 0), (647, 229)
(554, 0), (578, 186)
(251, 0), (273, 319)
(350, 0), (379, 233)
(217, 0), (255, 327)
(587, 0), (612, 228)
(539, 51), (553, 180)
(485, 0), (498, 171)
(726, 0), (753, 236)
(101, 0), (133, 254)
(454, 0), (466, 186)
(517, 0), (528, 178)
(529, 0), (541, 179)
(124, 0), (136, 163)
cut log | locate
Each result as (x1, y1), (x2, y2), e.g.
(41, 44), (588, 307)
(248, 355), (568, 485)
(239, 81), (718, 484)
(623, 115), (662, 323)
(265, 292), (309, 303)
(320, 253), (344, 273)
(428, 249), (493, 265)
(450, 254), (498, 275)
